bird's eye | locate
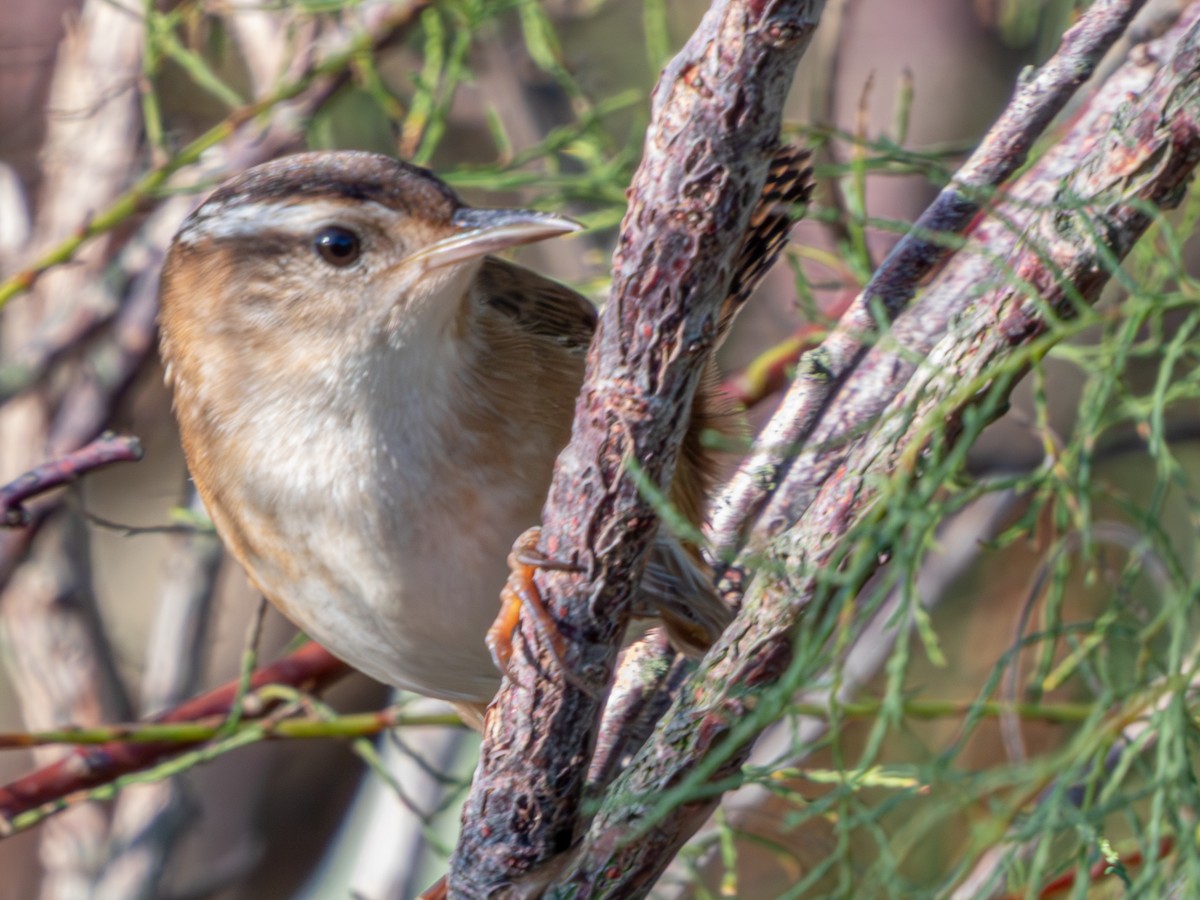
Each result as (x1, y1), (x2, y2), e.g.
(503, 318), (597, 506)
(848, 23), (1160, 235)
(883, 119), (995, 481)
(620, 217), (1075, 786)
(313, 226), (362, 267)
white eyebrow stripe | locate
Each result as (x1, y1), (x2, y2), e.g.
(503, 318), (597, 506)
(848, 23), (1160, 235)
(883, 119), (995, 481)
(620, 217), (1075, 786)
(175, 198), (393, 245)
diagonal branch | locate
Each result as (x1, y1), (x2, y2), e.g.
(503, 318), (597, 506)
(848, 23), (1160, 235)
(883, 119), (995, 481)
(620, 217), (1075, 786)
(709, 0), (1150, 562)
(579, 4), (1153, 846)
(0, 434), (143, 527)
(553, 5), (1200, 891)
(451, 1), (826, 894)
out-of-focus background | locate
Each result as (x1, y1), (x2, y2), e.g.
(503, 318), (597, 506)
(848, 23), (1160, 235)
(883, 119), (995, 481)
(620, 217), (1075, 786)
(1, 0), (1197, 897)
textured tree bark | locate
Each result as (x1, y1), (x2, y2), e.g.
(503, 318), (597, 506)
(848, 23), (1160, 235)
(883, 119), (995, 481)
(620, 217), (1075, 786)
(449, 1), (827, 895)
(450, 1), (1200, 896)
(551, 5), (1200, 894)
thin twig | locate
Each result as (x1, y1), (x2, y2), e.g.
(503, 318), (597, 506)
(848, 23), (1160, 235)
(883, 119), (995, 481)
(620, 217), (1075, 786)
(0, 707), (460, 752)
(954, 651), (1200, 899)
(0, 433), (142, 527)
(0, 642), (350, 827)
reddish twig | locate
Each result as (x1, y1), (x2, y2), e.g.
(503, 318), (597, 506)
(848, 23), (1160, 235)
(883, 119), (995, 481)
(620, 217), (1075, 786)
(721, 288), (856, 408)
(0, 433), (143, 527)
(1009, 836), (1176, 899)
(0, 642), (349, 827)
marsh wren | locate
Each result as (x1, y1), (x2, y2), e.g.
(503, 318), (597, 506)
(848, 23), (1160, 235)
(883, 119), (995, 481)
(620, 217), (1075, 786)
(159, 150), (810, 724)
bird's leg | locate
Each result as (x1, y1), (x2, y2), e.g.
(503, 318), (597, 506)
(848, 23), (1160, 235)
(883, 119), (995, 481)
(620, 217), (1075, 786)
(487, 526), (590, 690)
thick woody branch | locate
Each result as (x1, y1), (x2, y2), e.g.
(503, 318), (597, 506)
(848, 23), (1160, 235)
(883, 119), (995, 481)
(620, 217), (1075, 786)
(553, 7), (1200, 889)
(451, 1), (825, 893)
(524, 0), (1152, 890)
(603, 0), (1152, 826)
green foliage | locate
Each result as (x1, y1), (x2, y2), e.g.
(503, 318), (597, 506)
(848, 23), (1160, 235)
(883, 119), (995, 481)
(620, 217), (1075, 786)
(728, 189), (1200, 897)
(7, 2), (1200, 897)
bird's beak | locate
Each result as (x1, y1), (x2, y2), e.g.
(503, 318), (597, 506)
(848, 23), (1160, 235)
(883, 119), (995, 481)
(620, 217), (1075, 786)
(405, 208), (583, 271)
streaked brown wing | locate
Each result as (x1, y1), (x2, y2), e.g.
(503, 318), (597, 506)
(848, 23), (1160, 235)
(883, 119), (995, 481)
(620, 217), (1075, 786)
(475, 143), (810, 355)
(475, 256), (598, 353)
(720, 143), (815, 336)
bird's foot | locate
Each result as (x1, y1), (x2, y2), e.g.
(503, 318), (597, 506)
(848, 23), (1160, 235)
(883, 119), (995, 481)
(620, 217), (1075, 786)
(487, 527), (591, 691)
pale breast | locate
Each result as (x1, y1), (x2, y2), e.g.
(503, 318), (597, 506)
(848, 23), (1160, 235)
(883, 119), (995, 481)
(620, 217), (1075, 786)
(165, 249), (591, 703)
(218, 318), (579, 702)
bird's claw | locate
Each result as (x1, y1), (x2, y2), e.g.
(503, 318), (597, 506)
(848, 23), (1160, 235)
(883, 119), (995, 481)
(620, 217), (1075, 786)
(486, 527), (592, 693)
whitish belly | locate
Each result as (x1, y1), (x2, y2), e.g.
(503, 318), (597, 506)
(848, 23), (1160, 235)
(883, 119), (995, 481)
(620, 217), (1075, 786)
(242, 482), (533, 703)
